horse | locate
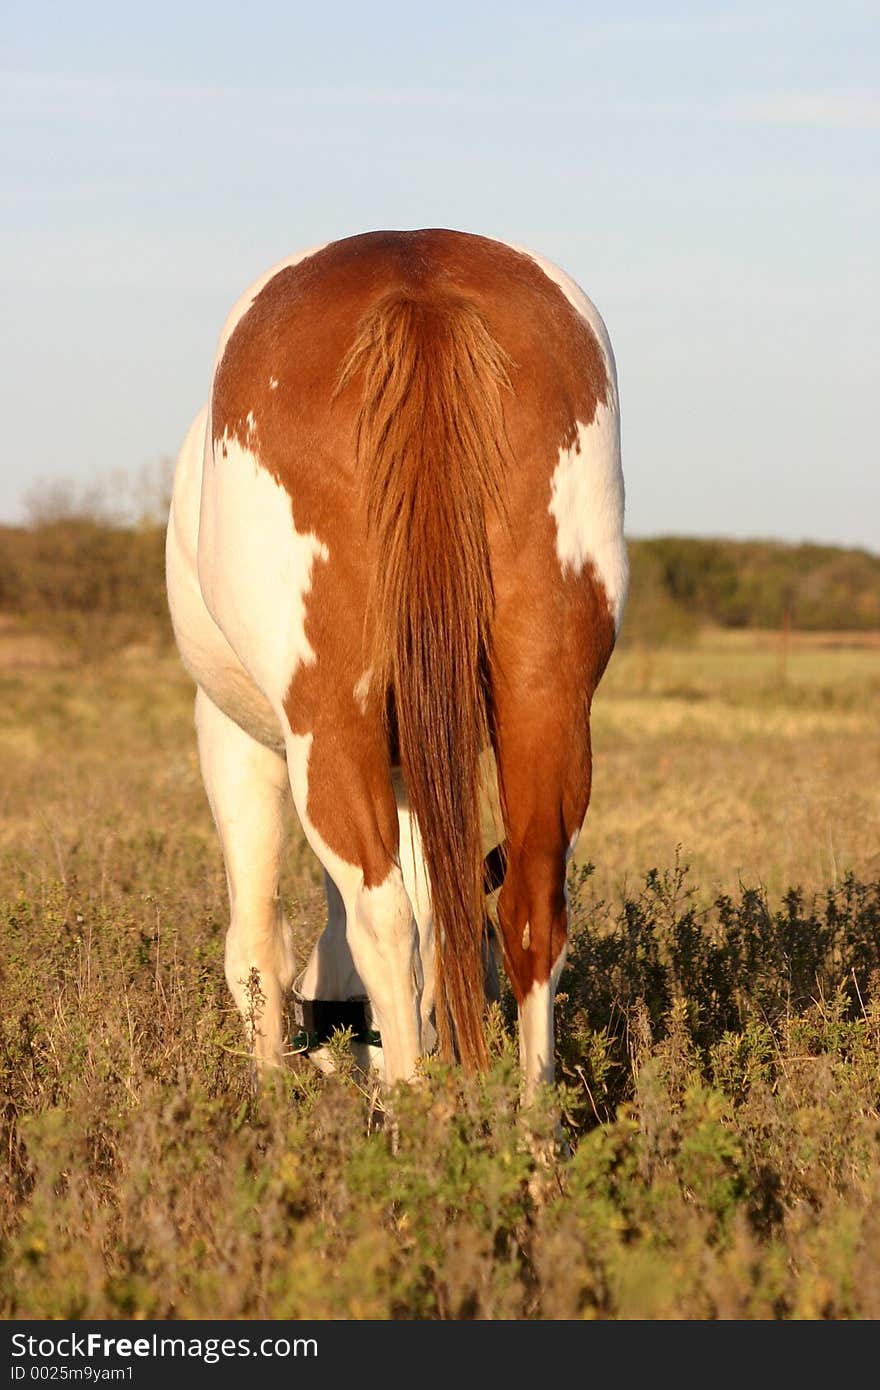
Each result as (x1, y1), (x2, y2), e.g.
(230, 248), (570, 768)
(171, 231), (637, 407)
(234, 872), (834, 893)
(165, 229), (627, 1101)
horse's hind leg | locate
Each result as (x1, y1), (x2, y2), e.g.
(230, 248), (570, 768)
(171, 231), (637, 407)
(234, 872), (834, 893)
(195, 687), (294, 1068)
(492, 690), (595, 1104)
(295, 775), (437, 1073)
(295, 871), (382, 1076)
(284, 728), (423, 1086)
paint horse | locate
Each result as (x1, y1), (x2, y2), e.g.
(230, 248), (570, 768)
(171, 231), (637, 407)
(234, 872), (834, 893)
(166, 230), (627, 1100)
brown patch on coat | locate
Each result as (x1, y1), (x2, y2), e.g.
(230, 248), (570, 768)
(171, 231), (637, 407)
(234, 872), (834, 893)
(210, 228), (618, 1031)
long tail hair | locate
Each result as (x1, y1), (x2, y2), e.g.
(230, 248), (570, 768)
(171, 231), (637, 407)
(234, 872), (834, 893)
(336, 292), (511, 1071)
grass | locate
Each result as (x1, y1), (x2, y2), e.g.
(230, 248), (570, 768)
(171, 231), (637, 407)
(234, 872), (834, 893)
(1, 621), (879, 1318)
(586, 627), (880, 903)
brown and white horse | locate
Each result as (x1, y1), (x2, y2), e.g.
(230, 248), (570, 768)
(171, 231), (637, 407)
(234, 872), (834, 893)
(166, 229), (627, 1100)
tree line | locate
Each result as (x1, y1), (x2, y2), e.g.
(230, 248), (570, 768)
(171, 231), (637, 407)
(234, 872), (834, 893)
(0, 520), (877, 649)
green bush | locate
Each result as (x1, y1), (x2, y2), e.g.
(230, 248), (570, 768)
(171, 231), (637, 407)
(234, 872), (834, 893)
(625, 537), (880, 636)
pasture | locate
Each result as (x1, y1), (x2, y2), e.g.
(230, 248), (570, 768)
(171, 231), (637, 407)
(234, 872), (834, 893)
(1, 620), (879, 1318)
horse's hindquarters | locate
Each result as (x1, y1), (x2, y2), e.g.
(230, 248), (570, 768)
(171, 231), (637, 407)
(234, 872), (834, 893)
(166, 228), (627, 1097)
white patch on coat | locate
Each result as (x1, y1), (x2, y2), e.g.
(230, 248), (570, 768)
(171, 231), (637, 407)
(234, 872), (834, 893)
(518, 944), (568, 1101)
(518, 823), (572, 1097)
(548, 411), (628, 632)
(504, 240), (629, 634)
(518, 978), (553, 1095)
(268, 376), (279, 390)
(353, 668), (372, 715)
(196, 430), (328, 714)
(166, 406), (283, 750)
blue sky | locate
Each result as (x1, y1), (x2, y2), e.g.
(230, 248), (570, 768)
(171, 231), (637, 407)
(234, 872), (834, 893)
(3, 1), (878, 549)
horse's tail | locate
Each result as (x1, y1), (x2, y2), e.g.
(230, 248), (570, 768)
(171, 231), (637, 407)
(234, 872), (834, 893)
(337, 292), (511, 1071)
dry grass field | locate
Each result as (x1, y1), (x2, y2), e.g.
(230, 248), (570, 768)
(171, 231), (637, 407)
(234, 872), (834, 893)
(1, 619), (879, 1318)
(588, 628), (880, 902)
